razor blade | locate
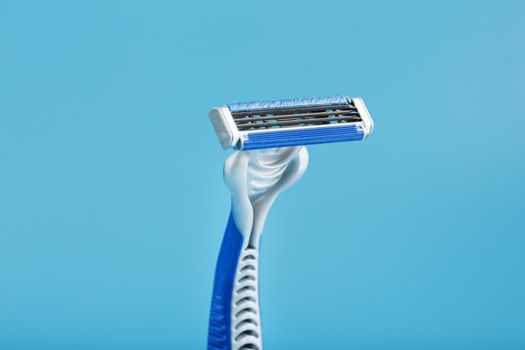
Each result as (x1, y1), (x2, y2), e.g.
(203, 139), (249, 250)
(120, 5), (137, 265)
(209, 96), (374, 150)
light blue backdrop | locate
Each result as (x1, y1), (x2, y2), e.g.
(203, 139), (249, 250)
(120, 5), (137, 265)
(1, 1), (524, 349)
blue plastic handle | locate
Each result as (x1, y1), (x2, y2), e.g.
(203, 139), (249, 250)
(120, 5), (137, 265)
(207, 211), (244, 350)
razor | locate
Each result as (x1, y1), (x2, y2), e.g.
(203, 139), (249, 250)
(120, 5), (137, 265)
(207, 96), (374, 350)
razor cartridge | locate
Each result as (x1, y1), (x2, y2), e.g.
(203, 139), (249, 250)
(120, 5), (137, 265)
(209, 96), (374, 150)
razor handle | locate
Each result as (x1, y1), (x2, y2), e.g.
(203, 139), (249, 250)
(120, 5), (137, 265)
(208, 212), (262, 350)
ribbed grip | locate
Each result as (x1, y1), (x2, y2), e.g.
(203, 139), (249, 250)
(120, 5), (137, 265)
(208, 212), (263, 350)
(231, 248), (262, 350)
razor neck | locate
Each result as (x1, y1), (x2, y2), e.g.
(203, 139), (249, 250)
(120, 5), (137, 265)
(224, 147), (309, 244)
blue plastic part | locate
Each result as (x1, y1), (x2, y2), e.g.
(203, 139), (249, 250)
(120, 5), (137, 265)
(207, 211), (244, 350)
(227, 96), (349, 112)
(241, 125), (365, 150)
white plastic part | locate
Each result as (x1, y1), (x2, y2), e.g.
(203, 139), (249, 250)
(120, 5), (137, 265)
(353, 97), (374, 137)
(209, 107), (240, 149)
(223, 147), (309, 350)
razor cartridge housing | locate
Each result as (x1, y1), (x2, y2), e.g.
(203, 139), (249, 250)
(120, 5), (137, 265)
(209, 96), (373, 150)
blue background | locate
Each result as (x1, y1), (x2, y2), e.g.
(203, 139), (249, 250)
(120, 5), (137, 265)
(1, 1), (524, 349)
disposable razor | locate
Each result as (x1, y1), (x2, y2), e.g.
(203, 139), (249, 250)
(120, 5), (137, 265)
(207, 96), (374, 350)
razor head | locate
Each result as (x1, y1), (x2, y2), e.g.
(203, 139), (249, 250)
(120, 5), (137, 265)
(209, 96), (374, 150)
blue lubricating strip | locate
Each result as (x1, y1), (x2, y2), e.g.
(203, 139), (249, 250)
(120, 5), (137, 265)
(227, 96), (349, 112)
(241, 125), (364, 150)
(207, 211), (244, 350)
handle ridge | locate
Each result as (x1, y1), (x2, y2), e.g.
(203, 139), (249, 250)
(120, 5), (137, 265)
(208, 212), (244, 350)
